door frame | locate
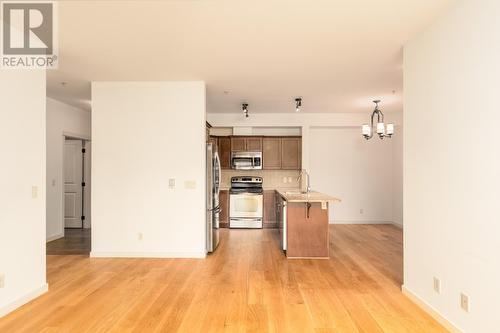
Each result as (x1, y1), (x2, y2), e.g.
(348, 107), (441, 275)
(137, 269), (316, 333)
(62, 131), (91, 236)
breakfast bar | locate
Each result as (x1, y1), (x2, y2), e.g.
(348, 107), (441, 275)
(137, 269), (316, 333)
(276, 190), (341, 259)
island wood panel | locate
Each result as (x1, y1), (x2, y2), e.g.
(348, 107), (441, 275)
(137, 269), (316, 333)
(281, 137), (302, 170)
(262, 137), (282, 169)
(218, 137), (231, 169)
(263, 190), (277, 228)
(286, 202), (329, 258)
(219, 190), (229, 228)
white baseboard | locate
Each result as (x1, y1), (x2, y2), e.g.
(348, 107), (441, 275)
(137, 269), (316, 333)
(402, 285), (462, 333)
(90, 251), (206, 259)
(390, 222), (403, 229)
(46, 233), (64, 242)
(0, 283), (48, 318)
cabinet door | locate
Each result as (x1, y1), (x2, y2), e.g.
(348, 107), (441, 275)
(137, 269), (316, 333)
(281, 137), (302, 170)
(263, 137), (281, 169)
(246, 137), (263, 151)
(218, 137), (231, 169)
(219, 190), (229, 227)
(263, 190), (277, 228)
(231, 137), (246, 151)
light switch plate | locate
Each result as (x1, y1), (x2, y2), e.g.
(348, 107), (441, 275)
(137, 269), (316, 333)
(460, 293), (470, 312)
(433, 277), (441, 294)
(0, 274), (5, 288)
(32, 186), (38, 198)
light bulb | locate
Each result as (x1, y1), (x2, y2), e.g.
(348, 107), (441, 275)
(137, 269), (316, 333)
(376, 122), (385, 135)
(386, 123), (394, 135)
(362, 124), (371, 136)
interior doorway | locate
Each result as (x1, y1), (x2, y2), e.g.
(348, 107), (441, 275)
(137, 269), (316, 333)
(46, 137), (91, 255)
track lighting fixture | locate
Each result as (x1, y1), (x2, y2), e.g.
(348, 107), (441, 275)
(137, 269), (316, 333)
(295, 98), (302, 112)
(242, 103), (249, 118)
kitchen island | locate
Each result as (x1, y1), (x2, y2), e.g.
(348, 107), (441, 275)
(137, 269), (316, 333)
(276, 190), (340, 259)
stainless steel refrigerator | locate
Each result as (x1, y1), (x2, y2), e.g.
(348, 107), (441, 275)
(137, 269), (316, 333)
(206, 143), (221, 252)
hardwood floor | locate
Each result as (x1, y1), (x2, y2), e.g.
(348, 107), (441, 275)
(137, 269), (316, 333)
(0, 225), (446, 332)
(46, 228), (91, 255)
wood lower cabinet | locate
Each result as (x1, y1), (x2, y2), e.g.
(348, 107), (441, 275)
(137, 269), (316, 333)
(218, 137), (231, 169)
(219, 190), (229, 228)
(263, 190), (277, 228)
(263, 138), (282, 169)
(281, 137), (302, 170)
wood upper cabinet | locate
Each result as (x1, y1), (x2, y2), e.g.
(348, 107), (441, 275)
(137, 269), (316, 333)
(219, 190), (229, 227)
(263, 137), (282, 169)
(263, 190), (277, 227)
(231, 137), (246, 152)
(246, 137), (263, 151)
(218, 137), (231, 169)
(231, 137), (262, 152)
(281, 137), (302, 170)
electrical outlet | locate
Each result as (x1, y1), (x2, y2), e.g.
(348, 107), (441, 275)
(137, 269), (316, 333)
(433, 277), (441, 294)
(184, 180), (196, 189)
(51, 179), (56, 186)
(32, 186), (38, 198)
(287, 177), (292, 183)
(359, 208), (364, 214)
(168, 178), (175, 189)
(138, 233), (143, 241)
(282, 177), (287, 183)
(0, 274), (5, 288)
(460, 293), (470, 312)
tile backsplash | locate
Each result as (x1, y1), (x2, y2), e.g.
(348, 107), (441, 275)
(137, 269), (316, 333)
(221, 169), (301, 190)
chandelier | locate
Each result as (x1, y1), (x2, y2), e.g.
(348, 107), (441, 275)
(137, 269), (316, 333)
(362, 100), (394, 140)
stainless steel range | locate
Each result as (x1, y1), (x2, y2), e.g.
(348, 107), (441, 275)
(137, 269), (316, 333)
(229, 176), (263, 228)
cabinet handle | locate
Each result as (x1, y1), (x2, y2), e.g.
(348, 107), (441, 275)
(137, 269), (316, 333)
(306, 202), (311, 219)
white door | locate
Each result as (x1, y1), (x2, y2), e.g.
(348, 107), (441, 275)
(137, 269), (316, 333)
(64, 140), (83, 228)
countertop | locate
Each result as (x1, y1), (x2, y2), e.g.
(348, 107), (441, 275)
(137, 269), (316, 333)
(276, 190), (341, 203)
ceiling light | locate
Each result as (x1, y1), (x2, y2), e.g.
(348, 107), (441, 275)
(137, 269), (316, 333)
(295, 98), (302, 112)
(242, 103), (249, 118)
(362, 100), (394, 140)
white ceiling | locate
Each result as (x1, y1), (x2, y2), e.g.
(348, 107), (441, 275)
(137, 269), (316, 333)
(47, 0), (454, 113)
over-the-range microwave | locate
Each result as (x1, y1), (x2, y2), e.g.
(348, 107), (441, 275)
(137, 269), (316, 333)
(231, 151), (262, 170)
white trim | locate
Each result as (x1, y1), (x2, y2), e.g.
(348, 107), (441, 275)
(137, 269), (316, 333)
(329, 220), (393, 225)
(90, 251), (207, 259)
(402, 285), (463, 333)
(390, 222), (403, 229)
(46, 232), (64, 242)
(0, 283), (48, 318)
(63, 131), (91, 141)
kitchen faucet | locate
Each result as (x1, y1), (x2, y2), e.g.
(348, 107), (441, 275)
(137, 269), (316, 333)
(298, 169), (311, 194)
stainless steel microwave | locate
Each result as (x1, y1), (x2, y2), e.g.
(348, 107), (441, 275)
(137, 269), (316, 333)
(231, 151), (262, 170)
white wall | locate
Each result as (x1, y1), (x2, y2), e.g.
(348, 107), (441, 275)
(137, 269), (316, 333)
(404, 1), (500, 331)
(91, 81), (206, 258)
(392, 126), (403, 226)
(0, 70), (47, 317)
(208, 113), (403, 224)
(46, 98), (91, 241)
(309, 127), (394, 224)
